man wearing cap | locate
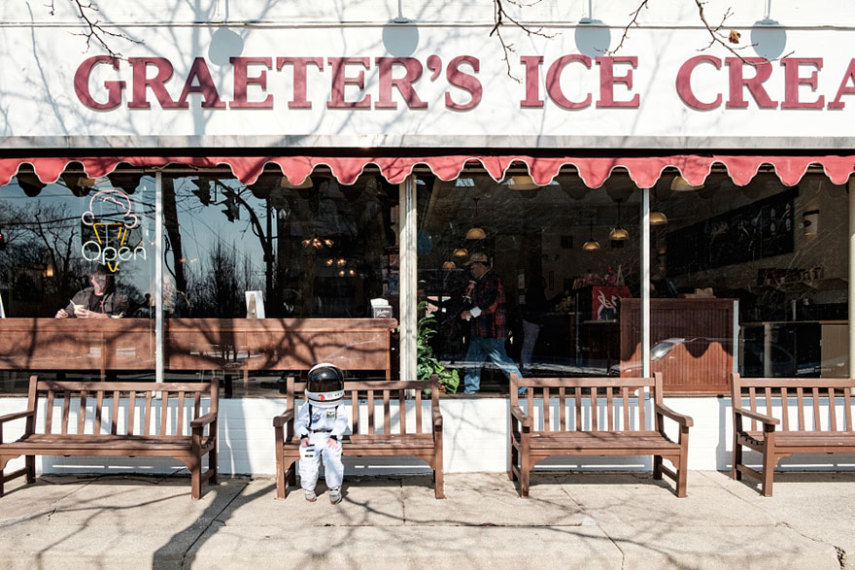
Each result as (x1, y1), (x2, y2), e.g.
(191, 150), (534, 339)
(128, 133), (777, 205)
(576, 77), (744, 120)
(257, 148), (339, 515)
(459, 253), (523, 394)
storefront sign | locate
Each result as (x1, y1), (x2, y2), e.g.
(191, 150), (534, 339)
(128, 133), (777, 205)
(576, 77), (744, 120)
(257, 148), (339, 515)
(79, 189), (146, 273)
(5, 19), (855, 146)
(72, 54), (855, 113)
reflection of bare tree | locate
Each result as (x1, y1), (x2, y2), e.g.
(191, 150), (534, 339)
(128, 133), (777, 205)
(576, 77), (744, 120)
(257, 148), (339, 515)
(0, 203), (86, 315)
(186, 240), (251, 318)
(162, 177), (187, 293)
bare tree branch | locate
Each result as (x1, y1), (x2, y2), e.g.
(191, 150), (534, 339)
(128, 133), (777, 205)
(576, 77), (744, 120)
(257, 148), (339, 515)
(47, 0), (142, 58)
(491, 0), (555, 81)
(609, 0), (650, 55)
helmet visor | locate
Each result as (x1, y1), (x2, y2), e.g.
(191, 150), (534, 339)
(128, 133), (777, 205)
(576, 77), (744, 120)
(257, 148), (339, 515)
(307, 377), (343, 393)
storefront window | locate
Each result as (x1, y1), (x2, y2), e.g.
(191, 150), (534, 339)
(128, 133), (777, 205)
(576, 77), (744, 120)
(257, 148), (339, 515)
(416, 168), (640, 394)
(644, 172), (849, 391)
(161, 169), (399, 395)
(0, 167), (156, 392)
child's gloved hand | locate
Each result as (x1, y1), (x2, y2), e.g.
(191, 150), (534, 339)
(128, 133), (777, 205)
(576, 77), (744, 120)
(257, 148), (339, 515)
(327, 438), (339, 450)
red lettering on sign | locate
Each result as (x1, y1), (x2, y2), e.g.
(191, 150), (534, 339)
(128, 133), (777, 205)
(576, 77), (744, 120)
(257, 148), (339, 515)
(176, 57), (225, 109)
(128, 57), (179, 109)
(828, 59), (855, 110)
(675, 55), (722, 110)
(545, 55), (592, 109)
(231, 57), (274, 109)
(445, 56), (482, 111)
(781, 58), (824, 109)
(327, 57), (372, 109)
(277, 57), (324, 109)
(520, 56), (544, 108)
(74, 55), (125, 110)
(375, 57), (427, 109)
(726, 57), (777, 109)
(596, 57), (640, 108)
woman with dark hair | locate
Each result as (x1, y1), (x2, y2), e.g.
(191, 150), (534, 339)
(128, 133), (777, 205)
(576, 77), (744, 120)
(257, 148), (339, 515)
(55, 266), (128, 319)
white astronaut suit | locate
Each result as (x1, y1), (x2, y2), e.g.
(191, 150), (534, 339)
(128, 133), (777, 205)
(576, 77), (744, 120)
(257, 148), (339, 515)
(294, 395), (349, 493)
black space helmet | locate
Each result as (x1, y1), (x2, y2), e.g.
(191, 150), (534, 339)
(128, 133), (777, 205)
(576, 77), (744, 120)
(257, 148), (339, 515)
(305, 362), (345, 408)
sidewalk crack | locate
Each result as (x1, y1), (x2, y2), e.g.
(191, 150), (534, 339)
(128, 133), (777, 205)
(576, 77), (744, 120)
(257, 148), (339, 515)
(561, 487), (627, 569)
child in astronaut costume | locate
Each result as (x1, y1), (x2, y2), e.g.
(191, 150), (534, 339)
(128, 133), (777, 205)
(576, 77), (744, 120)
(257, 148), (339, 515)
(295, 363), (349, 504)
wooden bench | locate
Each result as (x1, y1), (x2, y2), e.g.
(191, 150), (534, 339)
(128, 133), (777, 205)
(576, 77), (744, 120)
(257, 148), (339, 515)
(273, 376), (444, 499)
(509, 372), (693, 497)
(731, 373), (855, 496)
(0, 375), (219, 499)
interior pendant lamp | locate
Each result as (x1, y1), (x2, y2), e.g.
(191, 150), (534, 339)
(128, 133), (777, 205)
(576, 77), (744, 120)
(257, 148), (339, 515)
(465, 197), (487, 240)
(670, 175), (704, 192)
(608, 200), (629, 241)
(649, 210), (668, 226)
(583, 221), (601, 251)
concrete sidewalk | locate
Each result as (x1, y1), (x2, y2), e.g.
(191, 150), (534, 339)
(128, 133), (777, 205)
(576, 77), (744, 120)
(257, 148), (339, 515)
(1, 470), (852, 569)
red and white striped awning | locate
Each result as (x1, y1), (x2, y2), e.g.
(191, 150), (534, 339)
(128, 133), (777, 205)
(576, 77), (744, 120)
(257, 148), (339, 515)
(1, 153), (854, 188)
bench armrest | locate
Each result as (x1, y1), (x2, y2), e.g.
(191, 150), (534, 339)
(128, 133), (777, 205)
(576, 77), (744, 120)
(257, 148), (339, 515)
(0, 410), (34, 425)
(190, 411), (218, 429)
(273, 409), (295, 429)
(654, 403), (694, 428)
(510, 405), (532, 430)
(733, 406), (780, 426)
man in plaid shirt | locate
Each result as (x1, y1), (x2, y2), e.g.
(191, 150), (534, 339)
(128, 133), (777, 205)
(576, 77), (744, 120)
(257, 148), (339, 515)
(459, 253), (523, 394)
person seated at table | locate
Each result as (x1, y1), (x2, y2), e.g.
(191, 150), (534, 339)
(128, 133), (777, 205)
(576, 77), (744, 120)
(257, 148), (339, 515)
(55, 266), (128, 319)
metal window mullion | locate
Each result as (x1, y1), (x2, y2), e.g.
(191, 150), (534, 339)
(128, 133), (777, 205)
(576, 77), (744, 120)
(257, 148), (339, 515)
(399, 175), (418, 381)
(155, 172), (164, 384)
(642, 188), (651, 378)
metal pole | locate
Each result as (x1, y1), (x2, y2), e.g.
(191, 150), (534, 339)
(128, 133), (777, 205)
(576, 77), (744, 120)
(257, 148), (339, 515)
(399, 175), (418, 381)
(849, 176), (855, 377)
(155, 172), (164, 384)
(642, 188), (651, 378)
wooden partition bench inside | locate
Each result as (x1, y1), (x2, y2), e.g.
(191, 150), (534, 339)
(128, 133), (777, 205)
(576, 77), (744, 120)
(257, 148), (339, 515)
(731, 373), (855, 496)
(0, 317), (396, 382)
(509, 372), (693, 497)
(273, 376), (444, 499)
(0, 375), (219, 499)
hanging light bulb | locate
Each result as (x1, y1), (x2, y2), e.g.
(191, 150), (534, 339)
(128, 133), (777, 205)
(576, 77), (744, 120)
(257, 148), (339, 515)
(442, 260), (457, 269)
(608, 200), (629, 241)
(649, 211), (668, 225)
(608, 227), (629, 240)
(453, 247), (469, 258)
(583, 221), (600, 251)
(466, 197), (486, 240)
(670, 175), (704, 191)
(465, 227), (487, 240)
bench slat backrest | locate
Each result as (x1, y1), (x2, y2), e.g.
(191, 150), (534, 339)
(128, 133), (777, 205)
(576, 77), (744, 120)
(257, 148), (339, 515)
(286, 377), (438, 436)
(510, 373), (660, 432)
(732, 373), (855, 433)
(32, 379), (216, 438)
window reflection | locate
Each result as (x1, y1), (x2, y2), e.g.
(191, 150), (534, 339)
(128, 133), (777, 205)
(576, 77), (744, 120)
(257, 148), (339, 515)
(164, 170), (396, 319)
(0, 169), (156, 392)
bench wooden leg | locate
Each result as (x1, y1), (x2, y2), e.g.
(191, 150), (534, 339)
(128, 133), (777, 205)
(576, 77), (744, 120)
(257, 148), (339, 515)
(761, 447), (775, 497)
(732, 434), (743, 481)
(208, 448), (218, 486)
(519, 454), (531, 498)
(275, 457), (287, 500)
(652, 455), (663, 480)
(188, 457), (202, 500)
(434, 442), (445, 499)
(510, 441), (519, 482)
(25, 456), (35, 484)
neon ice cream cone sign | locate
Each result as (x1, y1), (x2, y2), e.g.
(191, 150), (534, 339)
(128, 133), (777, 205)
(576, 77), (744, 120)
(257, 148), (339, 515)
(80, 189), (146, 272)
